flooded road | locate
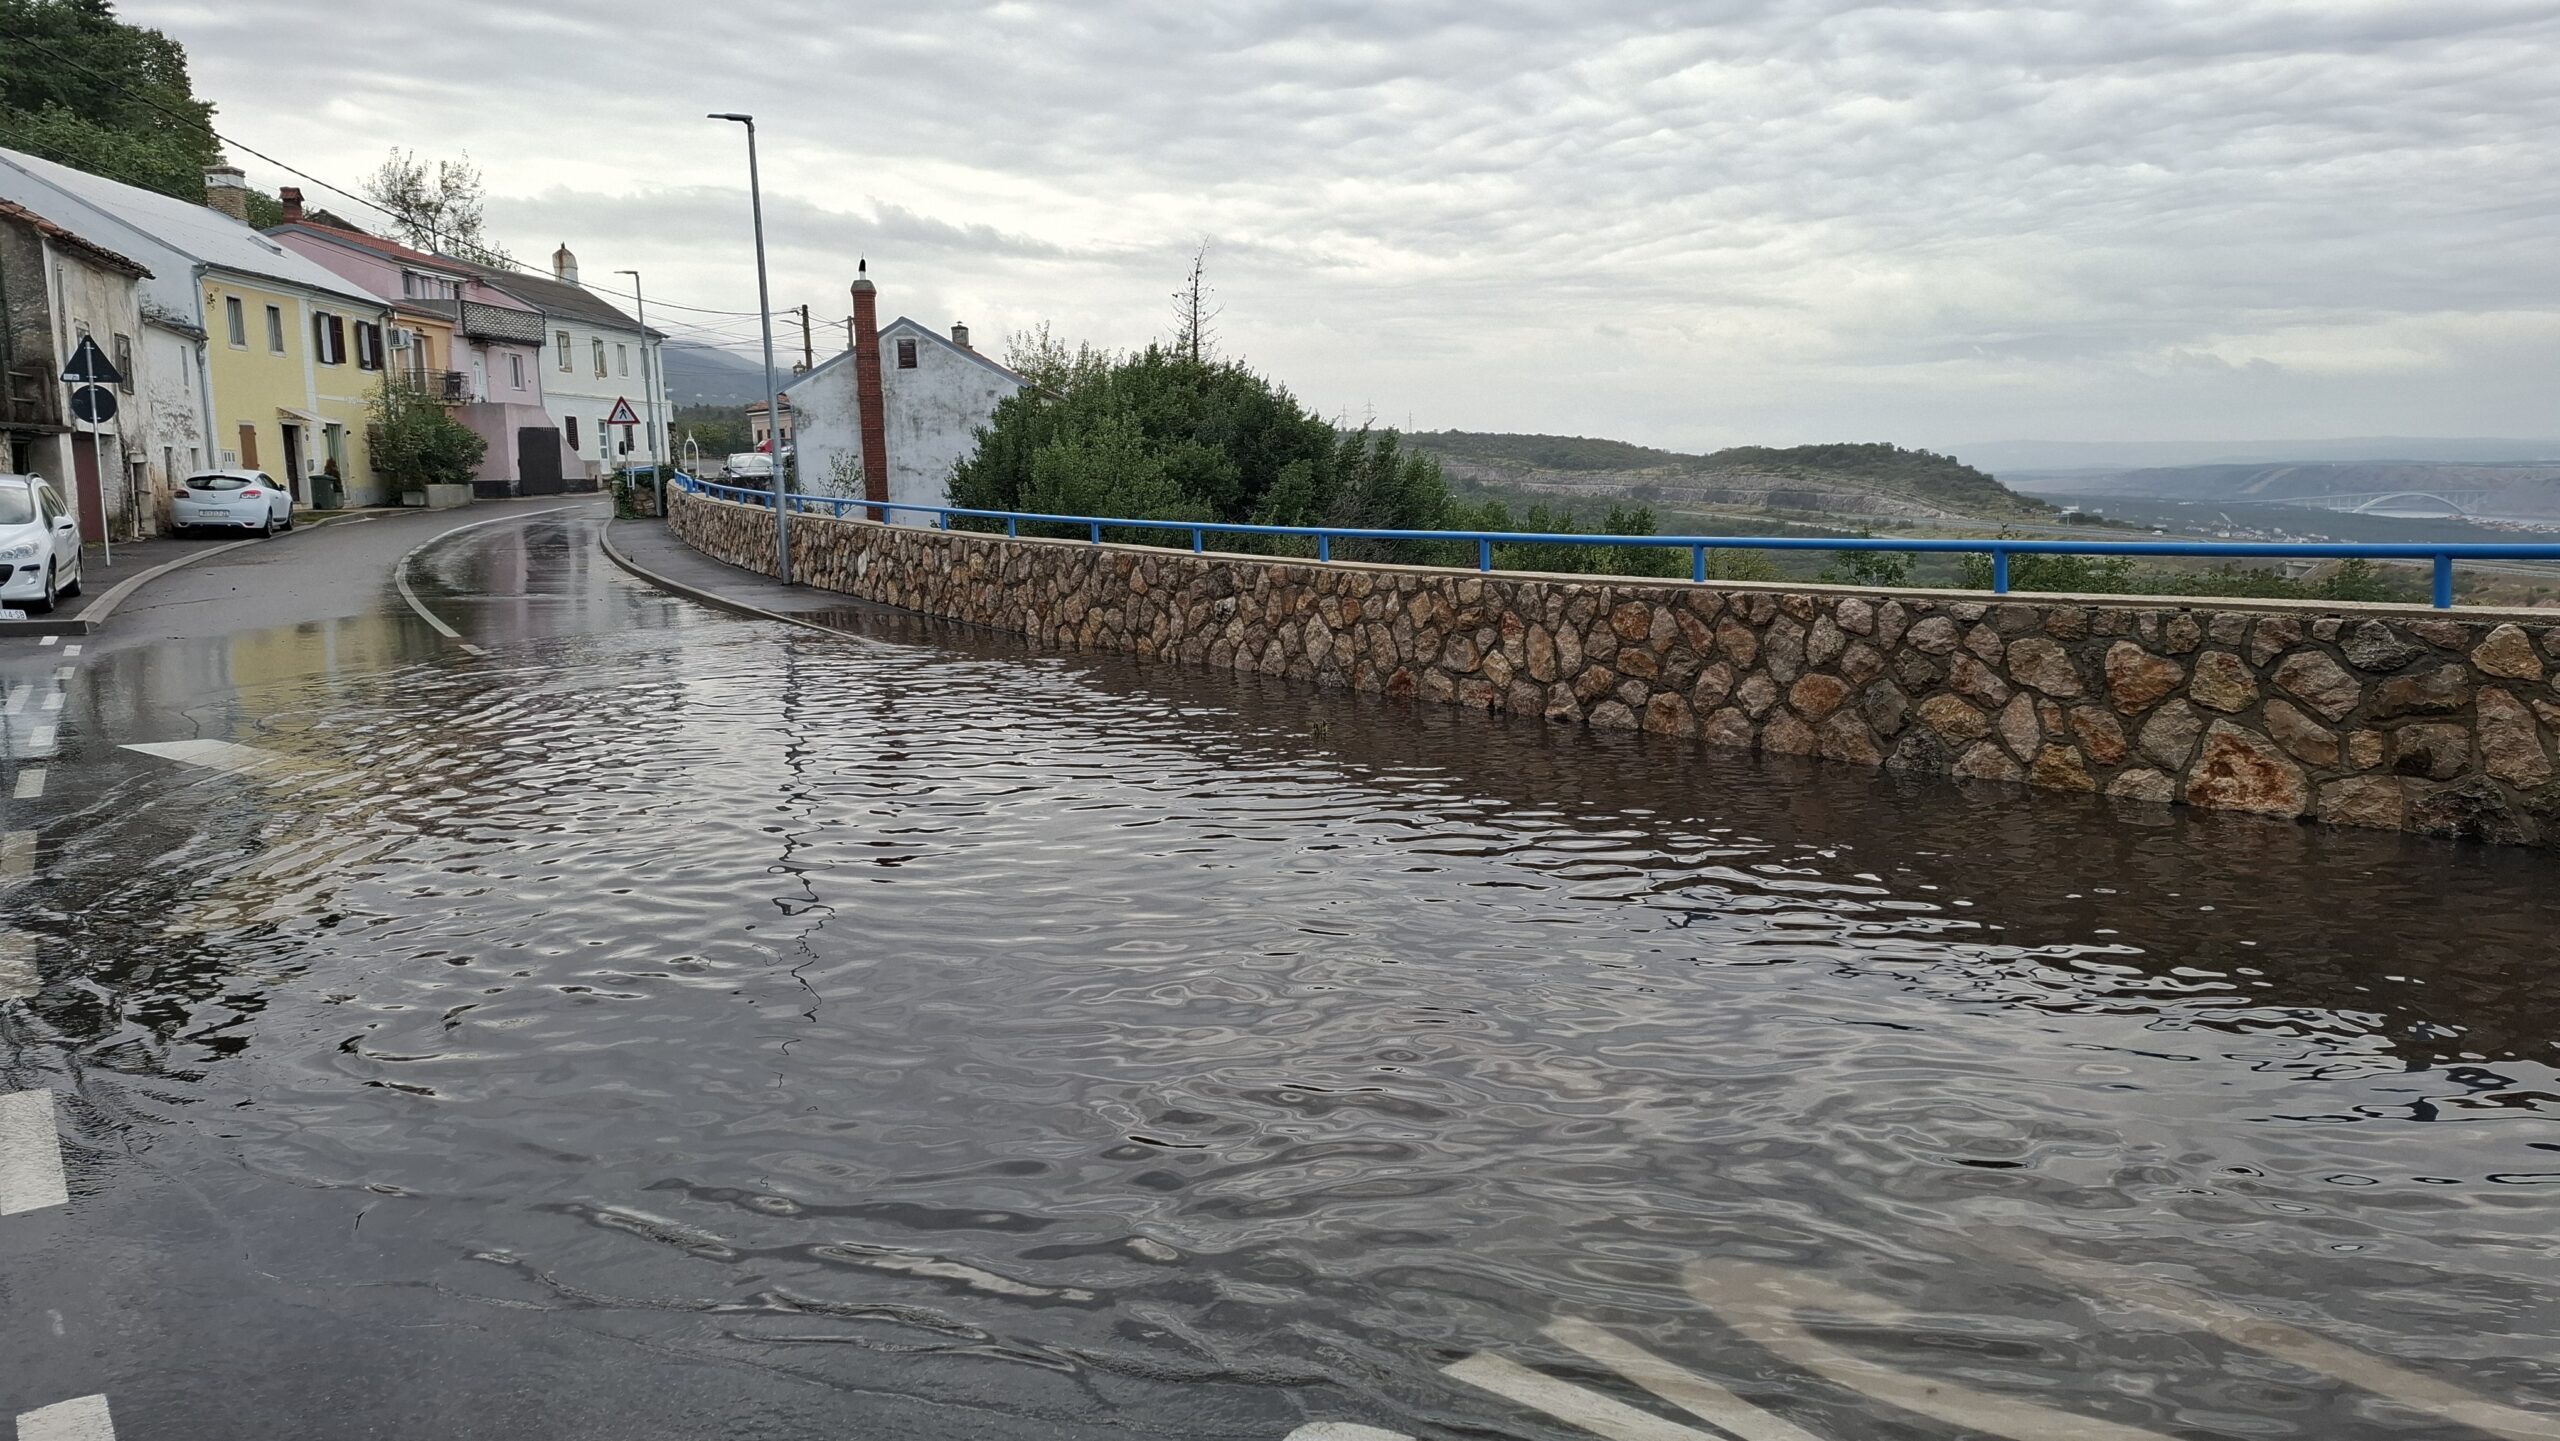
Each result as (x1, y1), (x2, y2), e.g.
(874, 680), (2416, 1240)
(3, 506), (2555, 1439)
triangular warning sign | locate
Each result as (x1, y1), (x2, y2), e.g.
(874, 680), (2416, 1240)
(606, 396), (641, 426)
(61, 334), (121, 386)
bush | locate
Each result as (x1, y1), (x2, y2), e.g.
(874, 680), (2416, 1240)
(368, 378), (486, 490)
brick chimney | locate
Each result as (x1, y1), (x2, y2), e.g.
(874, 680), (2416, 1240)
(279, 187), (304, 224)
(203, 163), (249, 221)
(950, 321), (971, 350)
(851, 260), (888, 507)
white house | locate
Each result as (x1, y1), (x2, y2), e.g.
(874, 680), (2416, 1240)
(782, 266), (1024, 524)
(456, 245), (668, 484)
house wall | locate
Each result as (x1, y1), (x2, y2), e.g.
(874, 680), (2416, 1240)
(786, 326), (1019, 524)
(201, 274), (388, 506)
(671, 487), (2560, 849)
(36, 241), (153, 535)
(541, 320), (665, 479)
(137, 320), (207, 518)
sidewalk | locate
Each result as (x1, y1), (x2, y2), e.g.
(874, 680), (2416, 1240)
(602, 517), (884, 630)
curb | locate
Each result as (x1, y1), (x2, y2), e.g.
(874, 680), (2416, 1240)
(598, 519), (853, 638)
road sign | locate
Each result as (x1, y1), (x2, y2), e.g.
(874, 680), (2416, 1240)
(68, 385), (117, 425)
(60, 334), (121, 387)
(606, 396), (640, 427)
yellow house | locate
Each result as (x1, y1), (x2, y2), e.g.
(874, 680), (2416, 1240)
(0, 150), (395, 507)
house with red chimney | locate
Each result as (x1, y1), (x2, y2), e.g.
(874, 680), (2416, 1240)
(780, 263), (1024, 522)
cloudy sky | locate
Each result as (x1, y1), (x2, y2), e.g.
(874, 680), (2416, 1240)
(129, 1), (2560, 455)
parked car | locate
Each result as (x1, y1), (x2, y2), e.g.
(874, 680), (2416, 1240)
(0, 473), (82, 614)
(721, 452), (775, 482)
(172, 470), (294, 536)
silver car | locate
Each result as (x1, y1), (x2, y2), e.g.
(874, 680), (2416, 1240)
(172, 470), (294, 536)
(0, 474), (83, 614)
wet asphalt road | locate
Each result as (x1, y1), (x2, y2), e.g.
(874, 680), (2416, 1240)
(2, 505), (2557, 1440)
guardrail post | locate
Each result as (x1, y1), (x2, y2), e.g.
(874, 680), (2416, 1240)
(1089, 521), (1101, 545)
(2434, 555), (2454, 609)
(1478, 537), (1492, 573)
(1318, 534), (1331, 563)
(1691, 544), (1705, 584)
(1992, 549), (2011, 595)
(1006, 517), (1018, 538)
(1191, 527), (1202, 553)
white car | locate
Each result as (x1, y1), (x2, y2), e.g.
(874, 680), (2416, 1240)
(721, 452), (775, 482)
(173, 470), (294, 536)
(0, 474), (83, 614)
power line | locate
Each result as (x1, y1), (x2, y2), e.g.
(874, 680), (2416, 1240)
(0, 19), (791, 325)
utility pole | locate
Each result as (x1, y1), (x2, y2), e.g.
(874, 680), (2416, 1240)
(616, 269), (661, 469)
(843, 315), (855, 353)
(797, 304), (813, 374)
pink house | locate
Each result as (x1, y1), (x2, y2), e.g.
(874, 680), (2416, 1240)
(266, 190), (562, 495)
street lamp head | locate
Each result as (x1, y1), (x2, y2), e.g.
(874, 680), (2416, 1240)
(708, 112), (753, 124)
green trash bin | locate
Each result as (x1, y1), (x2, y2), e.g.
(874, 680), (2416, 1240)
(311, 472), (344, 511)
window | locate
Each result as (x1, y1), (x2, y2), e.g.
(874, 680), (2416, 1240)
(265, 305), (285, 354)
(237, 423), (260, 468)
(564, 416), (579, 450)
(313, 312), (348, 366)
(225, 297), (246, 347)
(558, 331), (572, 371)
(354, 322), (383, 371)
(509, 353), (525, 389)
(113, 333), (133, 394)
(592, 339), (606, 377)
(896, 338), (917, 369)
(616, 343), (628, 376)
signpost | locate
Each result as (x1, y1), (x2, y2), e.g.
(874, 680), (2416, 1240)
(61, 335), (121, 564)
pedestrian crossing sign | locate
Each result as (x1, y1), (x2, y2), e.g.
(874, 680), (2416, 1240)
(607, 397), (641, 426)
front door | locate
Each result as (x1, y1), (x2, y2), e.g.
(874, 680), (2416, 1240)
(516, 427), (564, 496)
(69, 434), (104, 543)
(279, 425), (306, 504)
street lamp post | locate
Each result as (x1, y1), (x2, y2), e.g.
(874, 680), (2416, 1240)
(708, 112), (789, 584)
(614, 269), (663, 472)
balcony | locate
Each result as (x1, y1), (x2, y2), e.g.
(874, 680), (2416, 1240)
(401, 369), (477, 404)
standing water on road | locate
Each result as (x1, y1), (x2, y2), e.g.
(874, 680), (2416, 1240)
(6, 513), (2556, 1439)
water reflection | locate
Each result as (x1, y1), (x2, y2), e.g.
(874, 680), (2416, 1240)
(9, 516), (2556, 1437)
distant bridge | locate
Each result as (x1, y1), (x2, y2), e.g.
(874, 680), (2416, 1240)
(2280, 491), (2492, 517)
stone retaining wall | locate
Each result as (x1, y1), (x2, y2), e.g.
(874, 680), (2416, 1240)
(672, 489), (2560, 846)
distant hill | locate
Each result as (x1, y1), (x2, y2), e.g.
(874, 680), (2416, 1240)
(2016, 460), (2560, 519)
(660, 341), (771, 408)
(1964, 437), (2560, 472)
(1406, 432), (2052, 523)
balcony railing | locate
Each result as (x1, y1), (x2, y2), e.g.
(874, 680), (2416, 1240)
(399, 369), (476, 403)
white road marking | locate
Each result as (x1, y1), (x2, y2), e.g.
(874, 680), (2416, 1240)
(61, 643), (79, 656)
(0, 930), (34, 1000)
(41, 689), (61, 711)
(394, 503), (588, 653)
(51, 666), (72, 682)
(0, 1089), (70, 1215)
(15, 1393), (115, 1441)
(1683, 1257), (2179, 1441)
(2, 829), (31, 880)
(1284, 1427), (1417, 1441)
(37, 635), (56, 646)
(12, 767), (40, 799)
(1547, 1318), (1826, 1441)
(1445, 1353), (1727, 1441)
(122, 739), (294, 777)
(3, 685), (24, 714)
(27, 722), (55, 753)
(1982, 1237), (2560, 1441)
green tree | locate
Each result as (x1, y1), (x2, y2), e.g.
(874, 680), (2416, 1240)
(368, 378), (487, 490)
(0, 0), (218, 199)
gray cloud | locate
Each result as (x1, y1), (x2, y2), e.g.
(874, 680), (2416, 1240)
(128, 0), (2560, 452)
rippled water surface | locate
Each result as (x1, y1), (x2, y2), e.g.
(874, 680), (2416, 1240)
(18, 515), (2560, 1438)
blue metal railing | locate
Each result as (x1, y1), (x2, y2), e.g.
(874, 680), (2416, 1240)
(671, 474), (2560, 609)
